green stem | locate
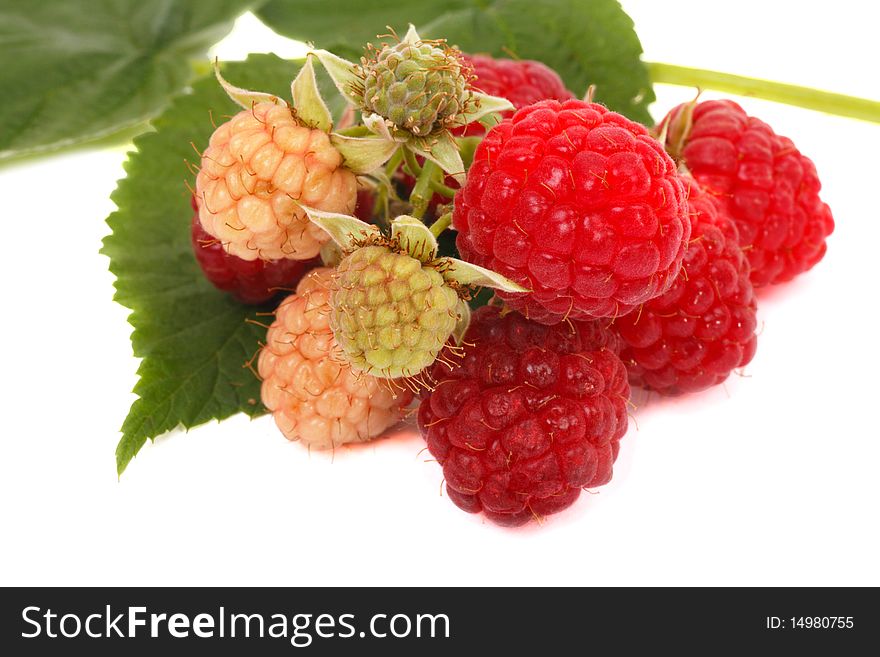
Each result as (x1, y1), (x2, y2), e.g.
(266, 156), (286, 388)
(337, 125), (371, 137)
(410, 159), (439, 219)
(402, 147), (422, 177)
(648, 62), (880, 124)
(429, 178), (457, 199)
(384, 147), (404, 179)
(430, 212), (453, 238)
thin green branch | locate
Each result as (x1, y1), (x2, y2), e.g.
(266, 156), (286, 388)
(430, 212), (452, 238)
(410, 159), (439, 219)
(384, 147), (404, 179)
(402, 147), (422, 177)
(429, 178), (457, 199)
(648, 62), (880, 124)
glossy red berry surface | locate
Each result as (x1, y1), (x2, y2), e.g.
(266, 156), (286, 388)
(462, 54), (574, 135)
(467, 55), (574, 106)
(418, 306), (629, 527)
(615, 181), (758, 394)
(454, 99), (691, 324)
(190, 196), (317, 304)
(664, 99), (834, 287)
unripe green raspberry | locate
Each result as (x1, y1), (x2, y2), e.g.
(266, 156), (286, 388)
(360, 39), (472, 137)
(298, 209), (528, 381)
(331, 245), (460, 377)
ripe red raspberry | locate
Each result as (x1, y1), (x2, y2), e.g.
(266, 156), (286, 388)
(189, 196), (317, 304)
(615, 181), (758, 394)
(418, 306), (629, 527)
(662, 99), (834, 287)
(396, 55), (574, 209)
(465, 54), (574, 129)
(454, 99), (691, 324)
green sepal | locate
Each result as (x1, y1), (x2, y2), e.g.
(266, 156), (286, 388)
(390, 215), (438, 262)
(214, 60), (285, 109)
(409, 132), (466, 184)
(440, 257), (530, 292)
(290, 55), (333, 131)
(454, 91), (514, 127)
(330, 134), (399, 173)
(451, 299), (472, 345)
(299, 205), (379, 251)
(310, 48), (362, 105)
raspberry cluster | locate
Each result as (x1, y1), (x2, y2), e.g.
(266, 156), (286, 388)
(182, 50), (834, 528)
(196, 102), (356, 262)
(359, 38), (473, 138)
(418, 307), (629, 526)
(330, 244), (461, 377)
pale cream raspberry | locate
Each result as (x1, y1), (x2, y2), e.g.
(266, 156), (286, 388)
(258, 268), (413, 449)
(196, 102), (357, 261)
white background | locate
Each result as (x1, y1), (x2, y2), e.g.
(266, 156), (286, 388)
(1, 0), (878, 586)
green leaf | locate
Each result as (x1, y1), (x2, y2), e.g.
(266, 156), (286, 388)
(0, 0), (257, 160)
(257, 0), (471, 50)
(423, 0), (654, 124)
(102, 54), (311, 476)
